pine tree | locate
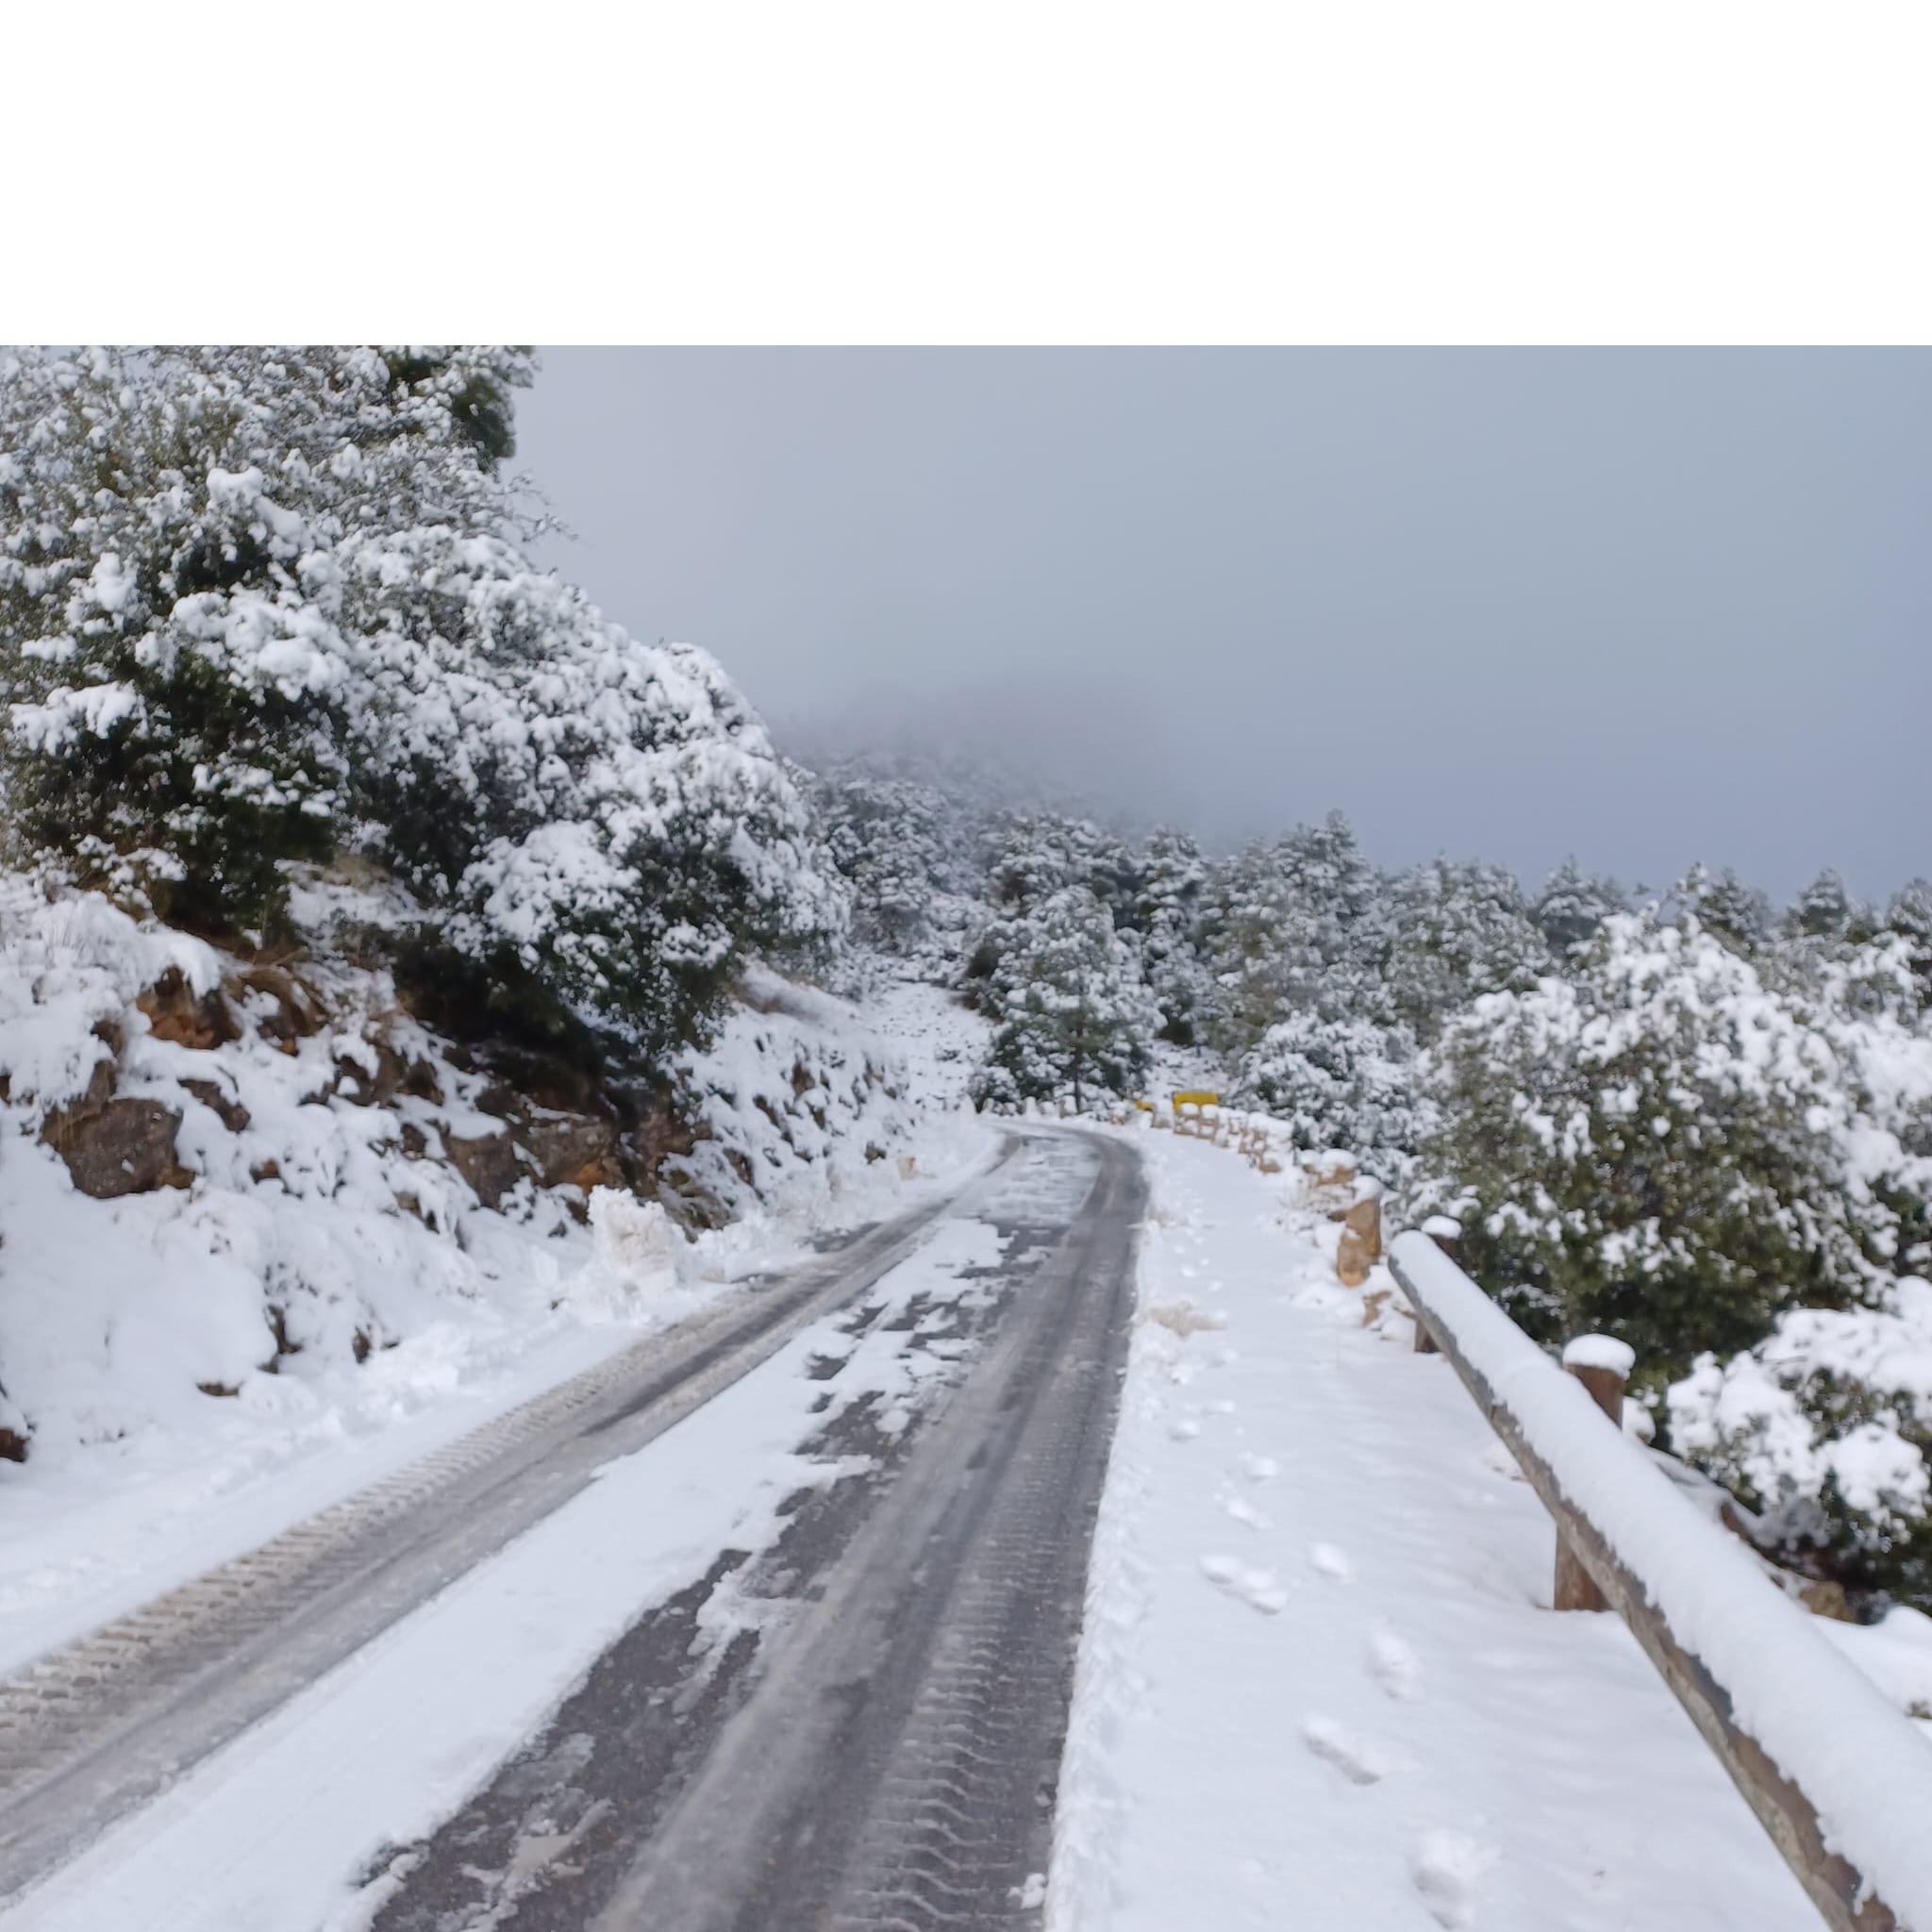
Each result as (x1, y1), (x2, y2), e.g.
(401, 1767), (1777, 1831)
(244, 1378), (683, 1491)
(1881, 879), (1932, 1010)
(1787, 868), (1866, 942)
(968, 810), (1136, 994)
(1383, 858), (1548, 1042)
(815, 770), (950, 956)
(1135, 824), (1214, 1044)
(1531, 858), (1624, 958)
(1674, 862), (1774, 955)
(970, 886), (1158, 1111)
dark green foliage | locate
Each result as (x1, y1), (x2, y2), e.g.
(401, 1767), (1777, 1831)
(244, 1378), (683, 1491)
(0, 347), (841, 1058)
(970, 886), (1158, 1112)
(1418, 910), (1890, 1382)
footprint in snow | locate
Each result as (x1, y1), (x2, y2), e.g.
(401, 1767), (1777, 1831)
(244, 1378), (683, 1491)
(1199, 1554), (1288, 1613)
(1369, 1624), (1422, 1701)
(1221, 1493), (1269, 1530)
(1310, 1541), (1355, 1583)
(1300, 1714), (1409, 1786)
(1169, 1417), (1201, 1441)
(1239, 1453), (1279, 1481)
(1410, 1830), (1498, 1929)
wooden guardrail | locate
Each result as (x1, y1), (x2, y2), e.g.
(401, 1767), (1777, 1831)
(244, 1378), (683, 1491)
(1389, 1230), (1932, 1932)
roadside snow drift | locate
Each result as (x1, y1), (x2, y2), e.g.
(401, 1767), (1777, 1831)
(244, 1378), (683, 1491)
(0, 881), (989, 1673)
(1051, 1125), (1852, 1932)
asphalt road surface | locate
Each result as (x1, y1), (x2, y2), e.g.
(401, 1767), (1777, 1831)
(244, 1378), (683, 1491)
(0, 1128), (1144, 1930)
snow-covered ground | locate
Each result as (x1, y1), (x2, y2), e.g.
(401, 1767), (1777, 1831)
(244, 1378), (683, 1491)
(0, 933), (992, 1678)
(0, 1189), (1013, 1932)
(25, 961), (1928, 1932)
(1052, 1121), (1932, 1932)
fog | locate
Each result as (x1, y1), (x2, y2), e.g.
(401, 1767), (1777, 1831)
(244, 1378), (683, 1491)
(514, 349), (1931, 903)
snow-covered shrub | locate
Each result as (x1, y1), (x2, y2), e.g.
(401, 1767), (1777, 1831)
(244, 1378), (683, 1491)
(343, 531), (841, 1057)
(0, 346), (839, 1058)
(971, 886), (1158, 1112)
(1234, 1010), (1425, 1167)
(0, 345), (408, 929)
(1668, 1284), (1932, 1606)
(1417, 908), (1932, 1376)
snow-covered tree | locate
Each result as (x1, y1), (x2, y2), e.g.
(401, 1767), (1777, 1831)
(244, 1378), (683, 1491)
(1786, 867), (1869, 944)
(1382, 858), (1548, 1042)
(966, 810), (1133, 992)
(1531, 858), (1624, 958)
(1882, 879), (1932, 1011)
(1134, 824), (1214, 1044)
(0, 346), (839, 1058)
(970, 886), (1158, 1111)
(815, 771), (946, 955)
(1234, 1009), (1424, 1164)
(1195, 813), (1385, 1053)
(1417, 908), (1932, 1380)
(1674, 862), (1774, 956)
(812, 761), (997, 976)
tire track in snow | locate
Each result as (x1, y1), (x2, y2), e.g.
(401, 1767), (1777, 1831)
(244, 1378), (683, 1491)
(0, 1152), (1012, 1909)
(363, 1129), (1143, 1932)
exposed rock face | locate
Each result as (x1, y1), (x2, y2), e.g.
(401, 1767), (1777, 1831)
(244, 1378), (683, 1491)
(42, 1071), (192, 1198)
(138, 968), (238, 1051)
(444, 1128), (522, 1208)
(518, 1109), (622, 1193)
(332, 1032), (444, 1109)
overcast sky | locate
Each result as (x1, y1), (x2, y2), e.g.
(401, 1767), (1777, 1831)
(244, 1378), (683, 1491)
(512, 350), (1929, 904)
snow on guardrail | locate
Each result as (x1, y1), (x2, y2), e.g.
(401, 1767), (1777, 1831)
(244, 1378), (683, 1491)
(1390, 1228), (1932, 1932)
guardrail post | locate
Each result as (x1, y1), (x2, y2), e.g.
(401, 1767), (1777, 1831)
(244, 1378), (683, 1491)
(1388, 1231), (1927, 1931)
(1553, 1335), (1632, 1612)
(1412, 1219), (1460, 1353)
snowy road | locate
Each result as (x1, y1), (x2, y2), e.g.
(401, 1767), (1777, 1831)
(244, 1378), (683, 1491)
(0, 1128), (1143, 1932)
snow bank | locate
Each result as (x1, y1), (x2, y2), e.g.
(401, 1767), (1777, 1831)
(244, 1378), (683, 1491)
(0, 875), (982, 1664)
(1391, 1228), (1932, 1925)
(1053, 1125), (1824, 1932)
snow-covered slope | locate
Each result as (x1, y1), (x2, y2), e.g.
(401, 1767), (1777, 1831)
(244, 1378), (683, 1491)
(0, 885), (991, 1669)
